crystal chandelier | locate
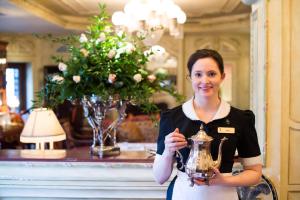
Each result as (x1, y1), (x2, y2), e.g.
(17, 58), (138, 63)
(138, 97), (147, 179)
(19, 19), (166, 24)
(112, 0), (187, 45)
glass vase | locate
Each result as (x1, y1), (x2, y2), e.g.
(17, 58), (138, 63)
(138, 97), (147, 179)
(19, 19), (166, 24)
(81, 95), (127, 157)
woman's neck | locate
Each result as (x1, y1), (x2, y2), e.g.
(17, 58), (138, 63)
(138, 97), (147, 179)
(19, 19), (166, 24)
(193, 95), (221, 123)
(193, 95), (221, 111)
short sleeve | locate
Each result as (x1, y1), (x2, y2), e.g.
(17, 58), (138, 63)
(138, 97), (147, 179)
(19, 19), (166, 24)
(237, 110), (262, 166)
(156, 112), (174, 155)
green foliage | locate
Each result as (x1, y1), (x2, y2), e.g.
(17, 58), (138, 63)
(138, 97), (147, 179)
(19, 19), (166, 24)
(37, 4), (183, 113)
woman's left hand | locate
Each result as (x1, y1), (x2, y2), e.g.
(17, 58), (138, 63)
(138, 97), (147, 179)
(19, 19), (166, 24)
(194, 167), (227, 186)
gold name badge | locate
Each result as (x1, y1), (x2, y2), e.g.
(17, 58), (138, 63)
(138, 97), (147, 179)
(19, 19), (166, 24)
(218, 127), (235, 134)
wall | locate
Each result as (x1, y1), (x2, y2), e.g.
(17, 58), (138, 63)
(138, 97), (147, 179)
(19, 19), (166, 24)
(259, 0), (300, 199)
(0, 33), (66, 109)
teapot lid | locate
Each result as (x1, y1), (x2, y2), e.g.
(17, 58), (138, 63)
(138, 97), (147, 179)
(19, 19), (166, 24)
(191, 124), (213, 142)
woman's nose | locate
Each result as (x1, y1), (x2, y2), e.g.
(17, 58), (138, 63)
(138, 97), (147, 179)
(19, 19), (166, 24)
(200, 75), (209, 83)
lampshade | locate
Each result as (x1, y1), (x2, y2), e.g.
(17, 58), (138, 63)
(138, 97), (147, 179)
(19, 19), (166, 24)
(20, 108), (66, 150)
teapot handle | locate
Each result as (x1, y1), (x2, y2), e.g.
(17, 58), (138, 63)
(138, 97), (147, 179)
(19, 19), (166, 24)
(175, 150), (185, 170)
(187, 138), (193, 148)
(175, 138), (191, 171)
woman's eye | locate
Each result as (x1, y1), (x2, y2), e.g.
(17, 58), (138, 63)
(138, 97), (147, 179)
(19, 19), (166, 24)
(194, 72), (202, 78)
(207, 72), (217, 77)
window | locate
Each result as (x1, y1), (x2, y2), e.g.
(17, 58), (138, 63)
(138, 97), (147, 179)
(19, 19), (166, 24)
(5, 63), (26, 113)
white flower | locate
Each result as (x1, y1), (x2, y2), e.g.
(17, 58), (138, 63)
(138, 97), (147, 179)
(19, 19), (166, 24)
(117, 31), (124, 37)
(125, 42), (135, 54)
(133, 74), (142, 83)
(116, 47), (125, 58)
(80, 48), (89, 57)
(107, 50), (116, 59)
(147, 74), (156, 83)
(96, 32), (106, 44)
(58, 62), (67, 72)
(52, 75), (64, 84)
(108, 74), (117, 84)
(79, 33), (88, 43)
(73, 75), (81, 83)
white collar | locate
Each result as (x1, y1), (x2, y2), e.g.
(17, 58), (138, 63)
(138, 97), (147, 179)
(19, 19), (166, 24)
(182, 98), (231, 122)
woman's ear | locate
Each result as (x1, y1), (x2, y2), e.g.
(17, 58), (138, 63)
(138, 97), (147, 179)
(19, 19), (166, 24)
(221, 73), (226, 80)
(186, 74), (191, 81)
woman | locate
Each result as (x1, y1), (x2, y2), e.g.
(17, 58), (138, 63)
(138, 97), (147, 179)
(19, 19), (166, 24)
(153, 49), (262, 200)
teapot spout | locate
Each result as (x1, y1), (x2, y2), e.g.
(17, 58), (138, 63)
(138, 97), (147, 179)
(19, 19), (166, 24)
(212, 137), (228, 168)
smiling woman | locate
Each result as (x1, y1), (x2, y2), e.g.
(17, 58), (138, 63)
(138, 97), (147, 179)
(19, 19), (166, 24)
(153, 49), (262, 200)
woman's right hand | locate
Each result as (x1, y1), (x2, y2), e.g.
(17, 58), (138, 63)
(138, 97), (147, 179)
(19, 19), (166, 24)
(163, 128), (187, 157)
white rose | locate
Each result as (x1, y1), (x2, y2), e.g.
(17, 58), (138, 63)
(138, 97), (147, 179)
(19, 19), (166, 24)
(108, 74), (117, 84)
(147, 74), (156, 83)
(96, 32), (106, 44)
(117, 31), (124, 37)
(107, 50), (116, 59)
(116, 47), (125, 57)
(52, 75), (64, 84)
(58, 62), (67, 72)
(133, 74), (142, 83)
(79, 33), (88, 43)
(73, 75), (81, 83)
(125, 42), (135, 54)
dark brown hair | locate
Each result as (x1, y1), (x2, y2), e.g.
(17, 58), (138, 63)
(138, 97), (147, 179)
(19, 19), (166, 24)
(187, 49), (224, 75)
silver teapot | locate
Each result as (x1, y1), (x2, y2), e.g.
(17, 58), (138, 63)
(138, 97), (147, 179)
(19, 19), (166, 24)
(184, 124), (227, 186)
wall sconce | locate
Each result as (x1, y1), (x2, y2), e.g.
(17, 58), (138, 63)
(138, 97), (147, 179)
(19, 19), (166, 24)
(20, 108), (66, 150)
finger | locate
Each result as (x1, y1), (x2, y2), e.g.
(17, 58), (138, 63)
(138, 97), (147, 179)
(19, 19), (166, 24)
(172, 132), (186, 139)
(211, 167), (220, 175)
(173, 128), (184, 136)
(194, 179), (206, 186)
(167, 136), (187, 143)
(166, 141), (187, 149)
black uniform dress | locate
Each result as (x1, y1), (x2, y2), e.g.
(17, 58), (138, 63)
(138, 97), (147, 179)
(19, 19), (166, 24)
(156, 99), (262, 200)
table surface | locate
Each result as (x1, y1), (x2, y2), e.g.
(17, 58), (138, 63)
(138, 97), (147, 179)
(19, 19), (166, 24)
(0, 147), (155, 163)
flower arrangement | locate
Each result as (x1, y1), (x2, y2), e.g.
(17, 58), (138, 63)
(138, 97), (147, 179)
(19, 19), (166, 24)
(38, 5), (182, 112)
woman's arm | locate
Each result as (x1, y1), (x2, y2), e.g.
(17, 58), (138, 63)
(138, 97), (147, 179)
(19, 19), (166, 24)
(153, 153), (175, 184)
(153, 128), (187, 184)
(195, 164), (262, 186)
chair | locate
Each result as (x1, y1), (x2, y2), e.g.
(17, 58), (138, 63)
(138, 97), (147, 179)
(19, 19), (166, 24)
(233, 170), (278, 200)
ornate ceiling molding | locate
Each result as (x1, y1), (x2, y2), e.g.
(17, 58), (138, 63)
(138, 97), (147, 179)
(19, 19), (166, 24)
(222, 0), (242, 13)
(9, 0), (87, 30)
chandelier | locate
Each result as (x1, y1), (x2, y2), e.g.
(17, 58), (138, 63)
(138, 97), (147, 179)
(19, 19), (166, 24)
(112, 0), (187, 45)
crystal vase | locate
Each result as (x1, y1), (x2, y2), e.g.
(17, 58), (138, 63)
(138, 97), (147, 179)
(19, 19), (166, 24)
(81, 95), (127, 157)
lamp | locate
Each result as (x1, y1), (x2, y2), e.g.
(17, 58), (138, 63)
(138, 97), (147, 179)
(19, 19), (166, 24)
(20, 108), (66, 150)
(112, 0), (187, 45)
(0, 41), (7, 65)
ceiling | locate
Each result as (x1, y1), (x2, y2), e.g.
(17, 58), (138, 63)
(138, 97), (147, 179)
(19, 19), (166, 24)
(0, 0), (251, 34)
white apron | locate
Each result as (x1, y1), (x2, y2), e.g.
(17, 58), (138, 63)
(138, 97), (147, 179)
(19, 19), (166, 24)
(172, 171), (239, 200)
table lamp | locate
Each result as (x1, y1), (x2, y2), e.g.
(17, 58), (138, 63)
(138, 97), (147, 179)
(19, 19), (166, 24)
(20, 108), (66, 150)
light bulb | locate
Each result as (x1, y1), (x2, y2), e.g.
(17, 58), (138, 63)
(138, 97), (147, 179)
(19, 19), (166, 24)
(112, 11), (126, 26)
(177, 10), (187, 24)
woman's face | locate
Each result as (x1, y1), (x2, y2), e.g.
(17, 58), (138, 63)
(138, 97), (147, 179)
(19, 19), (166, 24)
(190, 57), (225, 99)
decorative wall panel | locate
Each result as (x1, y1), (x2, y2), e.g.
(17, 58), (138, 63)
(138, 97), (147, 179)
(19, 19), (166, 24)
(288, 192), (300, 200)
(290, 0), (300, 122)
(289, 128), (300, 184)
